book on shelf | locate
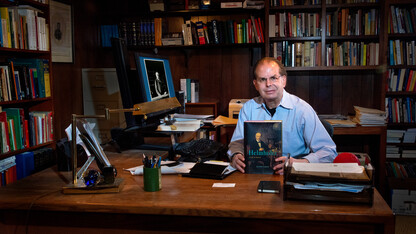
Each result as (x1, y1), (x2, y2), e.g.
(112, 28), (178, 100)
(221, 1), (243, 9)
(182, 20), (193, 46)
(196, 21), (206, 45)
(9, 58), (48, 99)
(15, 151), (34, 180)
(3, 108), (24, 151)
(0, 111), (10, 153)
(244, 120), (282, 174)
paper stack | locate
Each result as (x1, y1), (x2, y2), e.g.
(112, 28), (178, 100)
(352, 106), (387, 126)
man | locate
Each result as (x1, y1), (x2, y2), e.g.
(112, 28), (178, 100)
(249, 132), (269, 152)
(227, 57), (337, 174)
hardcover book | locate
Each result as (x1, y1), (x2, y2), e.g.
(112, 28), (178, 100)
(244, 120), (282, 174)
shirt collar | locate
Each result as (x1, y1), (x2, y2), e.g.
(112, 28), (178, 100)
(253, 89), (294, 110)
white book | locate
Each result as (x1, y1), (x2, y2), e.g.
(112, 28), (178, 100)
(269, 14), (276, 37)
(180, 78), (187, 102)
(18, 6), (38, 50)
(395, 39), (402, 65)
(279, 13), (285, 37)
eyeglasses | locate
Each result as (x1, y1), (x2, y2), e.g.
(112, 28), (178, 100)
(256, 75), (283, 84)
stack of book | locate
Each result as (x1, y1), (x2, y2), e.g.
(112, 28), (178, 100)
(352, 106), (387, 126)
(387, 129), (405, 143)
(403, 128), (416, 143)
(244, 0), (264, 9)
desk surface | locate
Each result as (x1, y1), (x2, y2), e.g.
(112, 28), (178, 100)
(0, 150), (394, 234)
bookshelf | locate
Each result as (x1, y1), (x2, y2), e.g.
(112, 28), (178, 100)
(265, 0), (390, 195)
(384, 0), (416, 212)
(0, 0), (54, 184)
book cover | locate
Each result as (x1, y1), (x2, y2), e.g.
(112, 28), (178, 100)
(4, 108), (23, 150)
(196, 21), (206, 45)
(0, 111), (10, 153)
(244, 120), (282, 174)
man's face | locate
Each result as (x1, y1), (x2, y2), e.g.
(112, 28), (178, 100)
(255, 133), (261, 141)
(253, 61), (286, 102)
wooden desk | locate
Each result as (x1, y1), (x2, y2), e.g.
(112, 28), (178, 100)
(0, 150), (393, 234)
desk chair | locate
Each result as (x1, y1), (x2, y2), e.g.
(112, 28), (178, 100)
(320, 118), (334, 138)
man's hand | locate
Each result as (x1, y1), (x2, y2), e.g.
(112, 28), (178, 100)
(273, 156), (309, 175)
(231, 153), (246, 173)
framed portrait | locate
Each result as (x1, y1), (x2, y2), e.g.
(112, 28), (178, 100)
(50, 0), (74, 63)
(134, 53), (175, 102)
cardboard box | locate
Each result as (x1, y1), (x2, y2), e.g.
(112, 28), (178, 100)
(391, 189), (416, 215)
(229, 99), (249, 119)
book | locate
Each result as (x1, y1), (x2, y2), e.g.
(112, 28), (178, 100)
(244, 120), (282, 174)
(257, 181), (280, 193)
(221, 2), (243, 8)
(0, 111), (10, 153)
(196, 21), (205, 45)
(4, 108), (24, 150)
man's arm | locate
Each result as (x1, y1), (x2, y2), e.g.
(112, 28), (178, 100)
(302, 110), (337, 163)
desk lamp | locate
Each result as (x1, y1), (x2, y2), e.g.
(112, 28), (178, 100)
(62, 97), (181, 194)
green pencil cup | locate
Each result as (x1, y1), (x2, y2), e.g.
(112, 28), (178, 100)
(143, 167), (161, 192)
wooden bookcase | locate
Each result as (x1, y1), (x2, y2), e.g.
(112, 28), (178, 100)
(0, 1), (54, 171)
(383, 0), (416, 208)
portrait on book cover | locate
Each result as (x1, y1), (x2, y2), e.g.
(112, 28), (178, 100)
(135, 54), (176, 102)
(244, 121), (282, 174)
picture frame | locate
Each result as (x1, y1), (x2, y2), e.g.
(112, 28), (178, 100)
(134, 53), (176, 102)
(50, 0), (74, 63)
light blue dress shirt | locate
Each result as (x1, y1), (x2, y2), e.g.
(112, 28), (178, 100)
(227, 90), (337, 163)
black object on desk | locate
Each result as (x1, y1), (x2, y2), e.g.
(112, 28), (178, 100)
(258, 181), (281, 193)
(182, 162), (233, 180)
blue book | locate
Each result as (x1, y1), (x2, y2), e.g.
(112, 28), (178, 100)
(389, 40), (394, 65)
(16, 151), (34, 180)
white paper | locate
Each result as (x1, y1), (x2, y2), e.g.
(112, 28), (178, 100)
(292, 162), (364, 174)
(125, 161), (196, 175)
(212, 183), (235, 188)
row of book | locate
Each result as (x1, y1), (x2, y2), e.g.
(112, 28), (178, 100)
(270, 0), (320, 6)
(325, 0), (378, 3)
(326, 8), (379, 37)
(387, 129), (416, 144)
(269, 12), (321, 38)
(182, 17), (265, 46)
(270, 0), (378, 7)
(0, 148), (55, 187)
(0, 156), (16, 186)
(0, 108), (53, 154)
(387, 68), (416, 92)
(0, 58), (50, 102)
(388, 6), (416, 34)
(271, 41), (322, 67)
(180, 78), (199, 103)
(386, 161), (416, 178)
(388, 40), (416, 66)
(119, 19), (155, 47)
(0, 6), (49, 51)
(326, 41), (379, 66)
(386, 97), (416, 124)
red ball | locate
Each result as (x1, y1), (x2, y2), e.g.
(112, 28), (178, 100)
(333, 152), (361, 166)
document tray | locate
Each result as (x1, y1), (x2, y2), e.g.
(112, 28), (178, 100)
(283, 163), (374, 205)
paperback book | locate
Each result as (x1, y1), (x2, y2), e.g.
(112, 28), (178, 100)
(244, 120), (282, 174)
